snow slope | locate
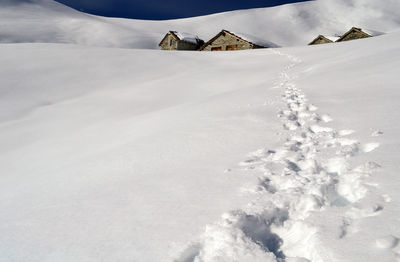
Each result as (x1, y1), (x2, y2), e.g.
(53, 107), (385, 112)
(1, 0), (400, 48)
(0, 44), (290, 262)
(1, 31), (400, 262)
(177, 33), (400, 262)
(1, 1), (400, 262)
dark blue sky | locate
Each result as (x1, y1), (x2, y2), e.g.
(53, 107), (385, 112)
(54, 0), (310, 20)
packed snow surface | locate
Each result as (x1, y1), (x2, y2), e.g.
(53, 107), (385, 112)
(1, 0), (400, 262)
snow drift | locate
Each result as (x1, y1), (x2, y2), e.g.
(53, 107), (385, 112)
(1, 0), (400, 262)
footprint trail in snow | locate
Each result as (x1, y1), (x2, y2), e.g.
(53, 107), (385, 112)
(175, 51), (385, 262)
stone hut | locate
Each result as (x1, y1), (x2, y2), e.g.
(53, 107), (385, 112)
(308, 35), (340, 45)
(335, 27), (372, 42)
(159, 31), (204, 51)
(200, 29), (277, 51)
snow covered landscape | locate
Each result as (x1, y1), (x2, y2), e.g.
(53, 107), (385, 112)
(1, 0), (400, 261)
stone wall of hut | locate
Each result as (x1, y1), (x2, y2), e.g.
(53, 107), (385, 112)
(339, 30), (371, 42)
(202, 33), (254, 51)
(177, 41), (198, 50)
(160, 34), (178, 50)
(309, 37), (332, 45)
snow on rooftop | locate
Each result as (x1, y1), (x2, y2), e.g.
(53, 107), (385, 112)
(325, 36), (340, 42)
(173, 31), (201, 44)
(363, 28), (385, 37)
(230, 31), (280, 48)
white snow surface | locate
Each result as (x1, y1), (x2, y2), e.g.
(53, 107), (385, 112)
(1, 1), (400, 262)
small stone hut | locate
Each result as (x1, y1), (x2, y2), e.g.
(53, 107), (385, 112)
(336, 27), (372, 42)
(200, 29), (276, 51)
(159, 31), (204, 51)
(308, 35), (340, 45)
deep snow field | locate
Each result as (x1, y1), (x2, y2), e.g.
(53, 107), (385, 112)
(1, 0), (400, 262)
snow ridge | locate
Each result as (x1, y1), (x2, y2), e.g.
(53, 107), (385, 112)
(175, 51), (387, 262)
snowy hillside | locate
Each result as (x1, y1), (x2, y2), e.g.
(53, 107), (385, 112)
(1, 1), (400, 262)
(1, 0), (400, 48)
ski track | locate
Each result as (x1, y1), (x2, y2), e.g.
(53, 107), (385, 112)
(175, 51), (387, 262)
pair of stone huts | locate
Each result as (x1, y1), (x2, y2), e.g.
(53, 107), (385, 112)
(159, 29), (276, 51)
(309, 27), (378, 45)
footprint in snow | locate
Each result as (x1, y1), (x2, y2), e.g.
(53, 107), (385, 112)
(284, 122), (300, 131)
(307, 104), (318, 111)
(382, 194), (392, 203)
(371, 130), (384, 137)
(376, 235), (399, 249)
(309, 125), (333, 134)
(338, 129), (355, 136)
(340, 204), (385, 238)
(321, 114), (333, 123)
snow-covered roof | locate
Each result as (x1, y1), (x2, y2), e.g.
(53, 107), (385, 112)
(363, 29), (384, 37)
(336, 27), (385, 42)
(172, 31), (202, 44)
(325, 36), (340, 42)
(229, 31), (279, 48)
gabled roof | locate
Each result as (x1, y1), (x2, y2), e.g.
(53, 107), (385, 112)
(200, 29), (278, 50)
(308, 35), (333, 45)
(336, 27), (371, 42)
(159, 31), (202, 46)
(308, 35), (340, 45)
(159, 31), (177, 46)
